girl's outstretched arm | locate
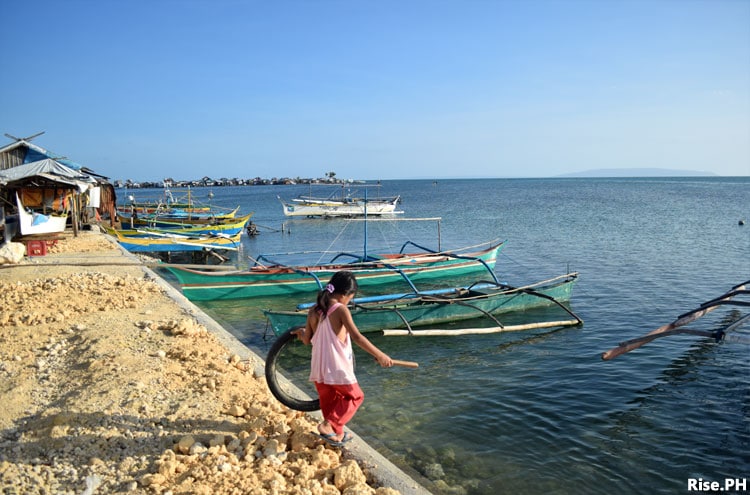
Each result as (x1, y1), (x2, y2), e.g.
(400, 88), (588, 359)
(340, 307), (393, 367)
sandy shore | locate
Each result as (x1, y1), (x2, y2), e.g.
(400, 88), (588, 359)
(0, 231), (429, 494)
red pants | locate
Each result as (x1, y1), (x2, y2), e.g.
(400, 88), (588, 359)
(315, 382), (364, 435)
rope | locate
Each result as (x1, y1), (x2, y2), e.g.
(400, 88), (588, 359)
(246, 254), (268, 269)
(315, 219), (355, 265)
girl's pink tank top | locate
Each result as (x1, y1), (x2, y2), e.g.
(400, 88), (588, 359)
(309, 302), (357, 385)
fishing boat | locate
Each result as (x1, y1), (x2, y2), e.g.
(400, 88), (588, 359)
(15, 193), (68, 235)
(602, 280), (750, 360)
(116, 203), (212, 215)
(280, 195), (401, 218)
(278, 183), (401, 218)
(264, 272), (581, 335)
(116, 206), (243, 228)
(107, 213), (253, 237)
(106, 228), (242, 253)
(116, 187), (215, 214)
(117, 186), (242, 222)
(163, 240), (504, 301)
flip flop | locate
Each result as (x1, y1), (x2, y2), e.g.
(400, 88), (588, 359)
(315, 431), (353, 447)
(315, 431), (337, 441)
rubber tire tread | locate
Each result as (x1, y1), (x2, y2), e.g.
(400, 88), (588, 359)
(265, 328), (320, 412)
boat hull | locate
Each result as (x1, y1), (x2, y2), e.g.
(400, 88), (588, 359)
(164, 243), (503, 301)
(16, 193), (68, 235)
(264, 274), (578, 335)
(116, 206), (243, 227)
(107, 229), (242, 253)
(115, 237), (241, 253)
(108, 213), (252, 237)
(281, 197), (401, 217)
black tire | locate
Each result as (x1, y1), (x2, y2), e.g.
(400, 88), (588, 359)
(265, 328), (320, 411)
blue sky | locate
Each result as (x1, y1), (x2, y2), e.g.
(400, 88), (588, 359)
(2, 0), (748, 181)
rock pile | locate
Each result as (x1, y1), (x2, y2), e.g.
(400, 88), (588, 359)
(0, 233), (402, 494)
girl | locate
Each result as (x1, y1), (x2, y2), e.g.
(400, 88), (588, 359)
(295, 270), (393, 446)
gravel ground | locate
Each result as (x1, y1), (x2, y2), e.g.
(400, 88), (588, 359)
(0, 231), (410, 495)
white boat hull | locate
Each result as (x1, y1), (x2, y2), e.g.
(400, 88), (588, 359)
(281, 197), (401, 217)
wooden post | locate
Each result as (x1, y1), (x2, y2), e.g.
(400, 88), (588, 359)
(71, 191), (79, 237)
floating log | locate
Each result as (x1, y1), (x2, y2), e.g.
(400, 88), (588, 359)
(382, 319), (582, 337)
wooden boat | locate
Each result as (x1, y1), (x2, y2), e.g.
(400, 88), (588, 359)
(264, 272), (580, 335)
(602, 280), (750, 360)
(163, 241), (504, 301)
(15, 193), (67, 235)
(107, 228), (242, 253)
(116, 204), (212, 214)
(116, 206), (243, 228)
(107, 213), (252, 237)
(278, 183), (402, 218)
(280, 195), (401, 218)
(116, 187), (215, 214)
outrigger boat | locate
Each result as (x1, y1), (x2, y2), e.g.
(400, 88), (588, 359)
(163, 240), (504, 301)
(602, 280), (750, 360)
(280, 195), (401, 218)
(116, 203), (212, 214)
(116, 206), (242, 228)
(264, 272), (581, 336)
(107, 213), (253, 237)
(278, 183), (402, 218)
(117, 187), (242, 224)
(116, 187), (216, 214)
(106, 228), (242, 253)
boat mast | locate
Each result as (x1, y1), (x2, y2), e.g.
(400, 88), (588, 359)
(363, 188), (368, 259)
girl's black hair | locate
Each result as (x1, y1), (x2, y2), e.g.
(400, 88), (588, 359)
(314, 270), (358, 319)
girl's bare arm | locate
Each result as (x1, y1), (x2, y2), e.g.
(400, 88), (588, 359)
(340, 307), (393, 367)
(294, 308), (318, 345)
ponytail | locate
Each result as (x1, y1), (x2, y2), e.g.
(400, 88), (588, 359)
(314, 271), (358, 319)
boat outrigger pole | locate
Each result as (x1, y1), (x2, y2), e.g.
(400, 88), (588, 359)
(602, 280), (750, 360)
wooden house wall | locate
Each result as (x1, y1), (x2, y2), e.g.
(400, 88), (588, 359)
(0, 147), (26, 171)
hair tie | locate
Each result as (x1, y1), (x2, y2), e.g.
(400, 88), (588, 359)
(326, 284), (335, 294)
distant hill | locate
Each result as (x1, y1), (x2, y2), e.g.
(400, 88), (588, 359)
(557, 168), (716, 178)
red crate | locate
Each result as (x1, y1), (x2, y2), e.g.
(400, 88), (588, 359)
(25, 240), (47, 257)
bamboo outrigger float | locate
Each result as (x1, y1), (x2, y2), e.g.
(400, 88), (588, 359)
(602, 280), (750, 360)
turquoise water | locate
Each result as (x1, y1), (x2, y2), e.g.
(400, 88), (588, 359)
(130, 177), (749, 494)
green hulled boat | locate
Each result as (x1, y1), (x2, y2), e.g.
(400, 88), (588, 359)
(264, 272), (580, 335)
(164, 241), (504, 301)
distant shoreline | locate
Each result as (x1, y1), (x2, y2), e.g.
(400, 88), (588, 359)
(116, 173), (740, 189)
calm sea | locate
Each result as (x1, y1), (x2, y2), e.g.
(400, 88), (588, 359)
(123, 177), (749, 495)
